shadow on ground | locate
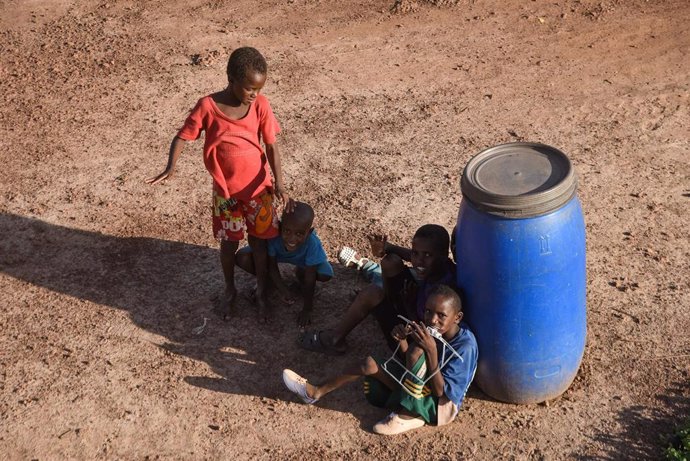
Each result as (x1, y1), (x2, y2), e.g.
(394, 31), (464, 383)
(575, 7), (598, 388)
(0, 212), (385, 420)
(575, 380), (690, 460)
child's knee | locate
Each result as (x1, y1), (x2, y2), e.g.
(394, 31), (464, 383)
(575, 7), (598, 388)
(406, 345), (424, 363)
(359, 284), (384, 303)
(360, 356), (379, 375)
(234, 250), (253, 271)
(381, 254), (404, 276)
(316, 274), (332, 283)
(247, 235), (267, 252)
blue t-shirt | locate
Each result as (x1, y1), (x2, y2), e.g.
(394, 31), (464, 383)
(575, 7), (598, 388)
(267, 231), (334, 277)
(440, 322), (478, 408)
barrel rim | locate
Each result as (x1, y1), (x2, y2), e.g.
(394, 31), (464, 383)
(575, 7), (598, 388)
(460, 142), (578, 218)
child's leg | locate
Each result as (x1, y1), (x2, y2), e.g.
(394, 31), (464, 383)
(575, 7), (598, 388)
(309, 356), (397, 400)
(323, 255), (406, 345)
(300, 257), (407, 351)
(405, 344), (428, 380)
(295, 266), (333, 284)
(405, 344), (424, 370)
(235, 246), (256, 274)
(247, 235), (271, 321)
(380, 253), (407, 297)
(294, 265), (318, 327)
(320, 283), (385, 347)
(219, 239), (240, 318)
(396, 350), (438, 425)
(241, 188), (279, 322)
(212, 190), (245, 319)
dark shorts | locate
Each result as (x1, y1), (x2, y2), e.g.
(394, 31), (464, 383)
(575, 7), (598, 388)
(364, 355), (439, 424)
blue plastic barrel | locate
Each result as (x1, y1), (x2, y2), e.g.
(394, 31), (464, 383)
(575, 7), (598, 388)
(456, 142), (586, 404)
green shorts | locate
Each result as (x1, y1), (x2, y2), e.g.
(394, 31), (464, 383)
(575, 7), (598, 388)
(363, 355), (439, 424)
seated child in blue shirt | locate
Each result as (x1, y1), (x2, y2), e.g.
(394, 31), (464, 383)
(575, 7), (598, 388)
(236, 201), (333, 325)
(282, 284), (478, 435)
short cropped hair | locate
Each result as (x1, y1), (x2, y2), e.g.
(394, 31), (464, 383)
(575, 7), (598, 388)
(413, 224), (450, 255)
(227, 47), (267, 82)
(282, 201), (314, 228)
(428, 284), (462, 313)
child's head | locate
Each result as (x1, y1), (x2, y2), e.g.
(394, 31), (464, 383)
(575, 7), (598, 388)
(226, 47), (268, 105)
(424, 284), (463, 337)
(410, 224), (450, 281)
(280, 202), (314, 252)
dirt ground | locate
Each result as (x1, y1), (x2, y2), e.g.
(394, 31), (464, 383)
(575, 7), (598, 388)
(1, 0), (688, 459)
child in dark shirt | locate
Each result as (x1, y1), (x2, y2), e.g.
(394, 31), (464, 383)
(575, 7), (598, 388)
(299, 224), (456, 353)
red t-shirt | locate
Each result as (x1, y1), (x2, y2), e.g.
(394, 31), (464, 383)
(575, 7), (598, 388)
(176, 94), (281, 200)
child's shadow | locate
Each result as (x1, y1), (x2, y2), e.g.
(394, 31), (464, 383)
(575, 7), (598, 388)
(0, 212), (384, 418)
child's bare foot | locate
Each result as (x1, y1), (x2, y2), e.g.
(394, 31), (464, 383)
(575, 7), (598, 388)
(220, 288), (237, 321)
(256, 290), (274, 324)
(297, 308), (312, 328)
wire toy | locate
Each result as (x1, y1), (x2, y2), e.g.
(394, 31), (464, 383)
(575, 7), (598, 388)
(381, 315), (463, 395)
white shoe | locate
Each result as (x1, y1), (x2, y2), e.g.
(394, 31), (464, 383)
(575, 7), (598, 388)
(372, 412), (425, 435)
(282, 369), (318, 404)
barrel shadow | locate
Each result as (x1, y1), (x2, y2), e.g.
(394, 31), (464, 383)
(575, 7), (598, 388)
(572, 380), (689, 460)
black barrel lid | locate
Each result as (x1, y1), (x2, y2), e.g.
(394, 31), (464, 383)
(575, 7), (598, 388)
(460, 142), (577, 217)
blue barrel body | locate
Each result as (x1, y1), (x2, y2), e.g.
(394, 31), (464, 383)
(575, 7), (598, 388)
(456, 196), (586, 404)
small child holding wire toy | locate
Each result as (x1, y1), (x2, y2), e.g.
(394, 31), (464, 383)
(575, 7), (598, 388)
(282, 285), (478, 435)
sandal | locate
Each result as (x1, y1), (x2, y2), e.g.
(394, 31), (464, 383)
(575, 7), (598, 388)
(297, 330), (347, 355)
(338, 246), (369, 270)
(282, 369), (319, 404)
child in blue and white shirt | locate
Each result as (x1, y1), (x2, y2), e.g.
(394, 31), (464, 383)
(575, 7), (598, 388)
(282, 284), (478, 435)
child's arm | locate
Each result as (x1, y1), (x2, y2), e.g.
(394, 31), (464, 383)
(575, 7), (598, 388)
(297, 265), (318, 327)
(368, 234), (412, 261)
(146, 136), (186, 185)
(409, 322), (444, 397)
(265, 143), (294, 212)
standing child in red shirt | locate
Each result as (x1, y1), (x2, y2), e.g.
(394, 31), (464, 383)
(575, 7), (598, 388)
(147, 46), (292, 322)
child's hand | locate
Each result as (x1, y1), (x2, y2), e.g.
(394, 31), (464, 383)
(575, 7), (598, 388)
(274, 188), (294, 213)
(368, 234), (387, 258)
(280, 291), (297, 306)
(391, 323), (412, 342)
(146, 169), (174, 185)
(283, 197), (296, 214)
(409, 321), (437, 354)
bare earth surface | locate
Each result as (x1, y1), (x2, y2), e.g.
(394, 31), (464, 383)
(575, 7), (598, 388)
(1, 0), (689, 459)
